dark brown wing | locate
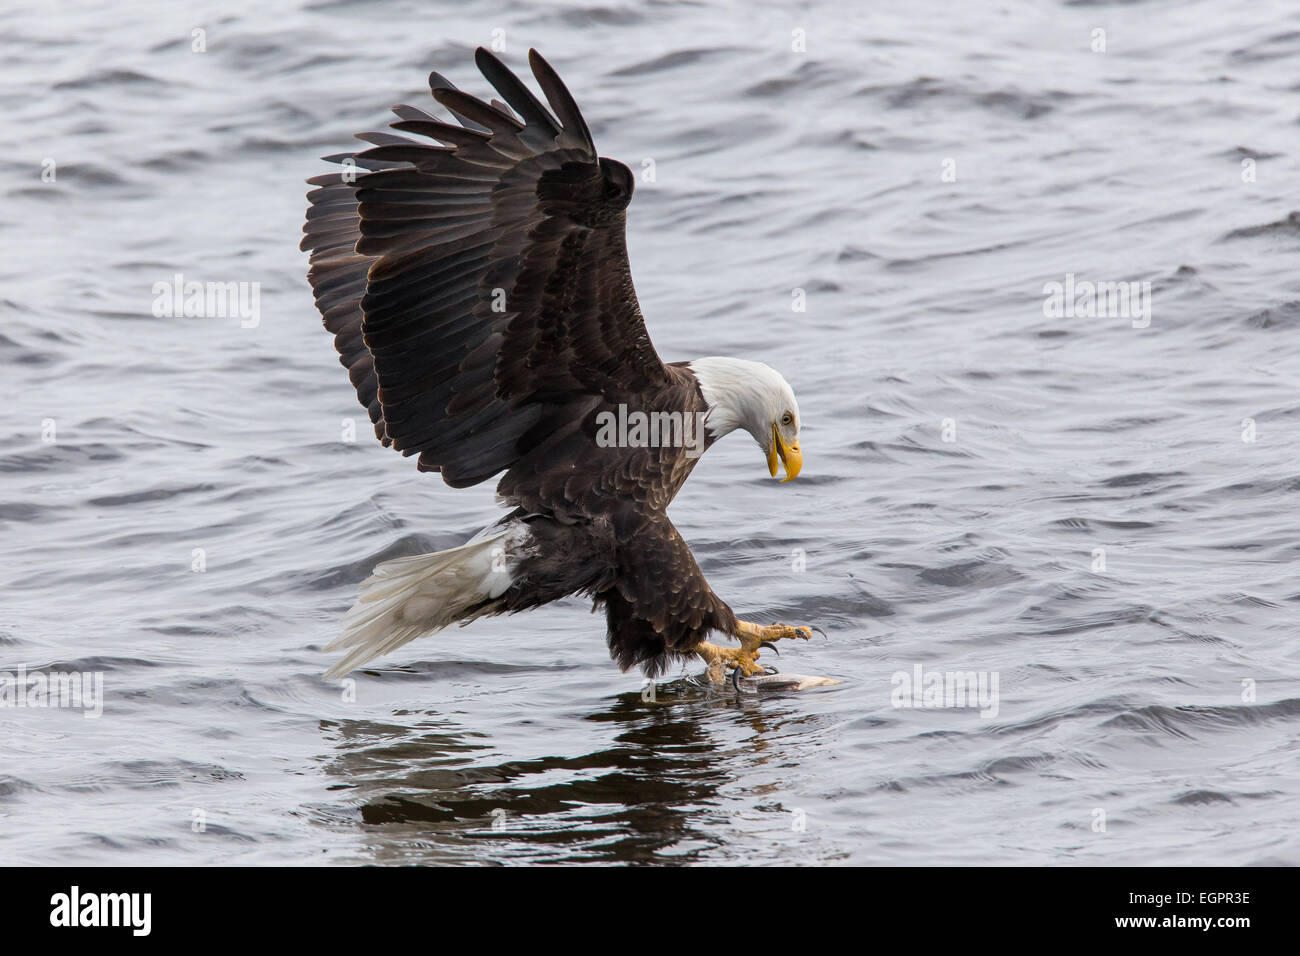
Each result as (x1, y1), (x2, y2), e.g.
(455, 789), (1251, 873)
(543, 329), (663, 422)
(302, 47), (671, 490)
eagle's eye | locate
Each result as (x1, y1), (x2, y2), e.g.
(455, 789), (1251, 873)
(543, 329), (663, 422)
(780, 411), (794, 427)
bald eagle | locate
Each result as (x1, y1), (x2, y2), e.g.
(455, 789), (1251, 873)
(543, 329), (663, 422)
(303, 48), (816, 684)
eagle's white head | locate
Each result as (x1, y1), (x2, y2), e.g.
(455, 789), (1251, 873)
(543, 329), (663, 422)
(688, 356), (802, 482)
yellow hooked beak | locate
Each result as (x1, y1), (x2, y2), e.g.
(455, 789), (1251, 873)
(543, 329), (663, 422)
(767, 423), (803, 483)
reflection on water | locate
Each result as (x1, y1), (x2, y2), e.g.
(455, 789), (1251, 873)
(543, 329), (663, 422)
(319, 679), (840, 864)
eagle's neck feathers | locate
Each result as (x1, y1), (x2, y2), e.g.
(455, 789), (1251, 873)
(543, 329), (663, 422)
(687, 356), (796, 443)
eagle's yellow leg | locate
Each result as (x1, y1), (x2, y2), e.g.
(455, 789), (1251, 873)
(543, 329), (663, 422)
(695, 619), (815, 684)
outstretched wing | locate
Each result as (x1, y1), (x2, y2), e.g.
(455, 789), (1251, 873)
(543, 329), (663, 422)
(302, 47), (670, 490)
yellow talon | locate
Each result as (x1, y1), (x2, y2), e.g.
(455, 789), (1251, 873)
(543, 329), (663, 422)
(695, 618), (819, 683)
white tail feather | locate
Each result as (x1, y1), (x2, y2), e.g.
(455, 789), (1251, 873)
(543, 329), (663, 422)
(324, 524), (519, 678)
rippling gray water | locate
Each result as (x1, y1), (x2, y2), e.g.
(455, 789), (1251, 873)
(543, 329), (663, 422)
(3, 0), (1298, 865)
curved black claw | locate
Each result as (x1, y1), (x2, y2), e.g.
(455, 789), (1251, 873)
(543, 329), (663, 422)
(731, 661), (780, 690)
(808, 625), (827, 639)
(759, 640), (780, 657)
